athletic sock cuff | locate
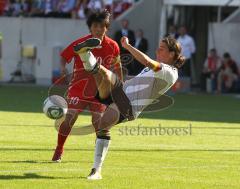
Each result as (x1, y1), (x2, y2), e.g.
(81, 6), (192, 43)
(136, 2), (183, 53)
(97, 135), (111, 140)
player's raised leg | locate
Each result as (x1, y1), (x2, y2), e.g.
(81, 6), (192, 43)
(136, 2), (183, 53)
(74, 38), (118, 100)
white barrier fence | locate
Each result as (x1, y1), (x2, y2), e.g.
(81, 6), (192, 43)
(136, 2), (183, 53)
(208, 23), (240, 67)
(0, 17), (88, 85)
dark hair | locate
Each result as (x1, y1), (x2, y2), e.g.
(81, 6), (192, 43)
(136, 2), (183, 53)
(162, 36), (185, 69)
(223, 52), (231, 59)
(210, 48), (216, 53)
(86, 9), (111, 29)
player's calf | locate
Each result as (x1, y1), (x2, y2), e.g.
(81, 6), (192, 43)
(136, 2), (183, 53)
(87, 129), (111, 180)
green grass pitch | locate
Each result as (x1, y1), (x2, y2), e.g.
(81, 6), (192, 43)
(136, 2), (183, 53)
(0, 85), (240, 189)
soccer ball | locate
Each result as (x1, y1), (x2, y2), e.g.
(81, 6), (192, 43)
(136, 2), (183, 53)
(43, 95), (68, 119)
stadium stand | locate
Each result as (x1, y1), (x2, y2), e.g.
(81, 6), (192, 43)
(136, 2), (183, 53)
(0, 0), (138, 19)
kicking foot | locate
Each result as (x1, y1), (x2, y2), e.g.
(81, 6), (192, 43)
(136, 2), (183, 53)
(87, 168), (102, 180)
(73, 38), (101, 54)
(73, 38), (101, 73)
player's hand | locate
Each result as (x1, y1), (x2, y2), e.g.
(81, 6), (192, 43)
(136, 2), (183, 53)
(121, 36), (130, 49)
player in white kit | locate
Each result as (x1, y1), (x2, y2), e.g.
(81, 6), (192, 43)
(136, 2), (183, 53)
(73, 36), (185, 179)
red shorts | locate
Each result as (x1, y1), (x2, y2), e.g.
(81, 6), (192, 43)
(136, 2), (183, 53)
(67, 92), (107, 113)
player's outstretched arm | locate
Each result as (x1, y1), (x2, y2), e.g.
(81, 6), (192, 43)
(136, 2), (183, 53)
(121, 37), (161, 71)
(112, 56), (123, 81)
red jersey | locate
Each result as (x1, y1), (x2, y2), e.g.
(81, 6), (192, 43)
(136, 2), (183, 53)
(61, 34), (120, 100)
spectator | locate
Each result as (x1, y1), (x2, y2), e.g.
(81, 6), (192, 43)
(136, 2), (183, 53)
(87, 0), (104, 11)
(73, 0), (88, 19)
(21, 0), (30, 16)
(113, 0), (122, 18)
(1, 0), (132, 18)
(130, 29), (148, 75)
(114, 19), (135, 53)
(134, 29), (148, 54)
(30, 0), (59, 18)
(2, 0), (11, 16)
(165, 25), (179, 39)
(201, 48), (221, 92)
(57, 0), (76, 18)
(114, 19), (135, 76)
(177, 26), (196, 78)
(217, 52), (239, 93)
(30, 0), (45, 17)
(112, 0), (132, 18)
(44, 0), (59, 17)
(9, 0), (22, 16)
(0, 0), (8, 15)
(122, 0), (132, 11)
(104, 0), (113, 13)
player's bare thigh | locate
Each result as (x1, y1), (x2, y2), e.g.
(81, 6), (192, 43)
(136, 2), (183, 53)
(93, 65), (117, 99)
(92, 103), (120, 131)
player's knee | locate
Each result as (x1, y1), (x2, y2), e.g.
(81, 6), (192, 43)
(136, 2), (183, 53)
(96, 129), (111, 140)
(58, 120), (73, 136)
(65, 110), (78, 125)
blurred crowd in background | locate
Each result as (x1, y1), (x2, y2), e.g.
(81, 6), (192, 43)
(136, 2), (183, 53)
(0, 0), (139, 19)
(114, 21), (240, 94)
(201, 49), (239, 94)
(165, 25), (240, 94)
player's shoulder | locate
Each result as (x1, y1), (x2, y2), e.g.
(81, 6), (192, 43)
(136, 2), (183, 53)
(161, 63), (177, 71)
(160, 63), (178, 82)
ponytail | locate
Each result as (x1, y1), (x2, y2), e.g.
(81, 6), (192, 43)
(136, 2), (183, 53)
(174, 55), (186, 69)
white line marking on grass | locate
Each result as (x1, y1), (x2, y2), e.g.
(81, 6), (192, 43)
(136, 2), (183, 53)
(0, 165), (239, 174)
(0, 168), (82, 173)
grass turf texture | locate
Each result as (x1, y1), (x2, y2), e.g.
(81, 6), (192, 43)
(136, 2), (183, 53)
(0, 85), (240, 189)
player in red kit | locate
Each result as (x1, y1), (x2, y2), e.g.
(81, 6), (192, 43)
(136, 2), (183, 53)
(52, 10), (122, 162)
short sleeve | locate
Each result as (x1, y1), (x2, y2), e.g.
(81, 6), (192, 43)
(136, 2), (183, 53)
(114, 42), (120, 57)
(154, 64), (178, 86)
(61, 42), (75, 63)
(112, 42), (121, 64)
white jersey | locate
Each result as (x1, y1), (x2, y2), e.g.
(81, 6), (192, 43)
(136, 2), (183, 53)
(123, 63), (178, 118)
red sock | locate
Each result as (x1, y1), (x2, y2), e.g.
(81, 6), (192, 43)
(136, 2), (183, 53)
(56, 134), (67, 151)
(56, 121), (72, 150)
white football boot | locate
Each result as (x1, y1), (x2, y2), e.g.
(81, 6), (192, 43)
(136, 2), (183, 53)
(87, 168), (102, 180)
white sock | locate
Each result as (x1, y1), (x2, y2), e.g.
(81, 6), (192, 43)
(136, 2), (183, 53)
(79, 51), (97, 72)
(93, 138), (111, 173)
